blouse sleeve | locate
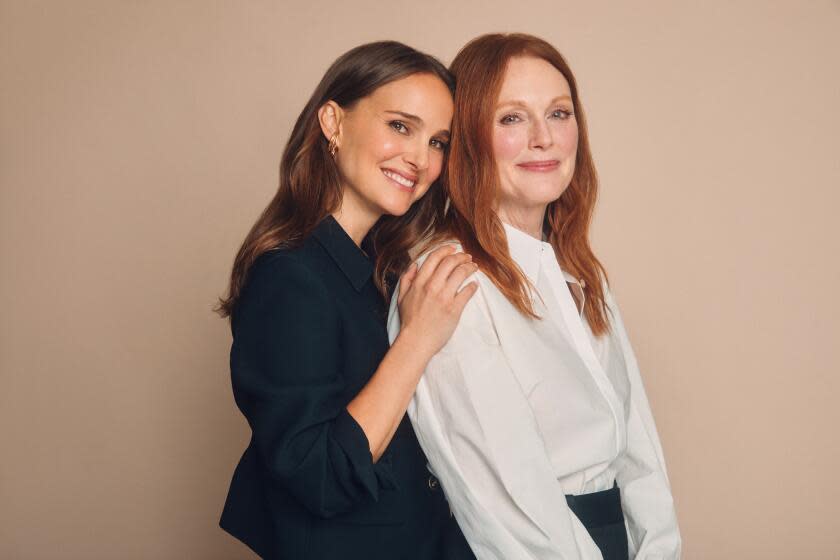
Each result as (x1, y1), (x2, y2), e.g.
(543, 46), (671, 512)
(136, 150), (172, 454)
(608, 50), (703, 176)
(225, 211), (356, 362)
(230, 254), (394, 519)
(387, 268), (604, 560)
(606, 291), (682, 559)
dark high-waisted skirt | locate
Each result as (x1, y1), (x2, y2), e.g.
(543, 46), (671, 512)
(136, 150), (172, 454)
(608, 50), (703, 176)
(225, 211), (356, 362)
(565, 484), (629, 560)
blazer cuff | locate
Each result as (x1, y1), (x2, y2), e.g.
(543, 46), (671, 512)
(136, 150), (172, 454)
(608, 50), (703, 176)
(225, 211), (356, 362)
(332, 409), (397, 501)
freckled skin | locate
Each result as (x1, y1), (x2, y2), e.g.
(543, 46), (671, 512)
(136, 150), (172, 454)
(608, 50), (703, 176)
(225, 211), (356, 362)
(493, 56), (579, 227)
(335, 73), (454, 220)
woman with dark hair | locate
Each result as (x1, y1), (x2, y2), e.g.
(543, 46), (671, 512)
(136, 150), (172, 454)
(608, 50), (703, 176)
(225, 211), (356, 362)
(388, 34), (681, 559)
(218, 41), (478, 559)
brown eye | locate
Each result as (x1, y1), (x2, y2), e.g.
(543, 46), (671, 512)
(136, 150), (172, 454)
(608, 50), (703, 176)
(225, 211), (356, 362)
(430, 138), (448, 151)
(389, 120), (409, 134)
(500, 113), (522, 125)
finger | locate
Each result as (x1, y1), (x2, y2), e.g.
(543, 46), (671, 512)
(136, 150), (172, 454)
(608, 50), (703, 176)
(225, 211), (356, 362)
(397, 263), (418, 305)
(453, 281), (479, 311)
(444, 262), (479, 298)
(426, 252), (473, 294)
(414, 245), (458, 287)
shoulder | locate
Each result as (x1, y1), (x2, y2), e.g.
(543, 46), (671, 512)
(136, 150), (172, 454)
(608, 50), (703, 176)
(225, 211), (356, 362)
(412, 240), (496, 296)
(233, 249), (339, 336)
(387, 239), (465, 309)
(412, 240), (464, 267)
(249, 249), (315, 286)
(239, 248), (333, 312)
(415, 242), (499, 347)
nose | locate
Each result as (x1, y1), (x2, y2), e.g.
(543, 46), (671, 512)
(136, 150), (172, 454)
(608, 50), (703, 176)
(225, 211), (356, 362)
(403, 138), (430, 172)
(529, 118), (553, 150)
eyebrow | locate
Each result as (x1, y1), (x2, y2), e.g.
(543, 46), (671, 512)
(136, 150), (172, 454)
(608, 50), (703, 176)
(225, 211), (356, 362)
(495, 95), (573, 111)
(386, 110), (422, 123)
(385, 110), (450, 138)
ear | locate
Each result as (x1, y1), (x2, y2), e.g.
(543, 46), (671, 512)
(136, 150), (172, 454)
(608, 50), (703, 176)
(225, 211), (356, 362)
(317, 101), (344, 143)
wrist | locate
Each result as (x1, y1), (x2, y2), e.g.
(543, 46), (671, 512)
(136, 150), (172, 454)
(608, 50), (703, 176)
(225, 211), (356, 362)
(393, 324), (438, 363)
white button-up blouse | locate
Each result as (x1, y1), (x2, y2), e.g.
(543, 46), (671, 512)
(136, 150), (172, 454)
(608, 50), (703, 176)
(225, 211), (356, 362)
(387, 223), (681, 559)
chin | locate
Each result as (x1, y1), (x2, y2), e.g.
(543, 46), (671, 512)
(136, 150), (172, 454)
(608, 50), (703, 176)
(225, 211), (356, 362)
(520, 189), (565, 207)
(536, 182), (570, 203)
(377, 195), (414, 217)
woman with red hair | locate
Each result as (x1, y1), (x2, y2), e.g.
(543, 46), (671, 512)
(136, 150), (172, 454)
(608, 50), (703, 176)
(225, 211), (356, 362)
(388, 34), (681, 559)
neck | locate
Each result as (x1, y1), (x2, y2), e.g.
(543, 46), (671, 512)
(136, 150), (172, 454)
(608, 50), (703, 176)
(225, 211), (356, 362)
(332, 190), (382, 247)
(497, 202), (547, 240)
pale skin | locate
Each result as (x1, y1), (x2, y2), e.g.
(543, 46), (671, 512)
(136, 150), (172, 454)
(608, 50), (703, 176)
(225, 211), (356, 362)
(493, 56), (585, 312)
(493, 56), (579, 240)
(317, 72), (479, 461)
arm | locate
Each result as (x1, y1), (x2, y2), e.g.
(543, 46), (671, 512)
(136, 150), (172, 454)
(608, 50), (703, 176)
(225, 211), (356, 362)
(346, 322), (444, 461)
(231, 254), (387, 518)
(232, 248), (478, 519)
(347, 245), (478, 461)
(606, 291), (682, 559)
(387, 275), (604, 560)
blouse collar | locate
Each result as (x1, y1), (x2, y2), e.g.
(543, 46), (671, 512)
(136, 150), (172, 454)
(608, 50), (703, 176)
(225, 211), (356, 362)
(502, 221), (582, 287)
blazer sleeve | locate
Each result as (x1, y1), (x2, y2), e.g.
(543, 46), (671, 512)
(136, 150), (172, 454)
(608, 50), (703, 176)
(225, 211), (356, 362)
(606, 291), (682, 559)
(388, 265), (604, 560)
(230, 254), (393, 519)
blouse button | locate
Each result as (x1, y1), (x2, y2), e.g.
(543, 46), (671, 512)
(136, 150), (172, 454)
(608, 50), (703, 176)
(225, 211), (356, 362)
(428, 475), (439, 490)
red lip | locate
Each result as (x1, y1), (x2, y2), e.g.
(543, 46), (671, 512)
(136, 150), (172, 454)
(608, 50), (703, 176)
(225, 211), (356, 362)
(516, 160), (560, 172)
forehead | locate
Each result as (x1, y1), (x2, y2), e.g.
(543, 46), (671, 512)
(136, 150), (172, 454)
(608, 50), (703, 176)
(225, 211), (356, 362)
(360, 73), (453, 126)
(497, 56), (571, 105)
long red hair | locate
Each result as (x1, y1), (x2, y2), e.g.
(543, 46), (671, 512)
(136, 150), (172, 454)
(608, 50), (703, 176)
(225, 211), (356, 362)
(436, 33), (611, 336)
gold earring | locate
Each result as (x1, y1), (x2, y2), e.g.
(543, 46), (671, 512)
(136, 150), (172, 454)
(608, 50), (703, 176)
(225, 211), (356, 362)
(328, 134), (338, 158)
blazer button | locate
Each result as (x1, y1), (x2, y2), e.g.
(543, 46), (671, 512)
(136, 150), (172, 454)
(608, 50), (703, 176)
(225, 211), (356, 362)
(427, 475), (439, 490)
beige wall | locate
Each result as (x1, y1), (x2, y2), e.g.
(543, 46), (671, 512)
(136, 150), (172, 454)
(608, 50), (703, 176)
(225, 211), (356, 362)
(2, 1), (839, 558)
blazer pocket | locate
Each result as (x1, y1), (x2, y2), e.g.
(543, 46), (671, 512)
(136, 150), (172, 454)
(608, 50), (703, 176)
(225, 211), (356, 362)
(333, 451), (406, 525)
(330, 484), (406, 525)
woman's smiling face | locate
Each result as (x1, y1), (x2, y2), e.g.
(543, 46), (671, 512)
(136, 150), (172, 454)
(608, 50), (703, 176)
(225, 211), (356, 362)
(492, 56), (579, 222)
(328, 72), (453, 221)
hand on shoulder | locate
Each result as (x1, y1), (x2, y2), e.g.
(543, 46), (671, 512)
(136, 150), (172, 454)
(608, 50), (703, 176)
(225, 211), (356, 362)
(394, 244), (479, 358)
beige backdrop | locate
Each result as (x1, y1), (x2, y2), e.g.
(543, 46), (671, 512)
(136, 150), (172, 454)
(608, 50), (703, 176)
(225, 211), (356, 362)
(2, 1), (839, 558)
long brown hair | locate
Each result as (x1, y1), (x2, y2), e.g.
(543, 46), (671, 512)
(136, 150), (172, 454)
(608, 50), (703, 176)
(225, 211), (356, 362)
(217, 41), (454, 318)
(434, 33), (611, 336)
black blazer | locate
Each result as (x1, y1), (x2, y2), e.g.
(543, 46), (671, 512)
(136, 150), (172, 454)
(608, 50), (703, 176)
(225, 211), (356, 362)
(220, 216), (474, 560)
